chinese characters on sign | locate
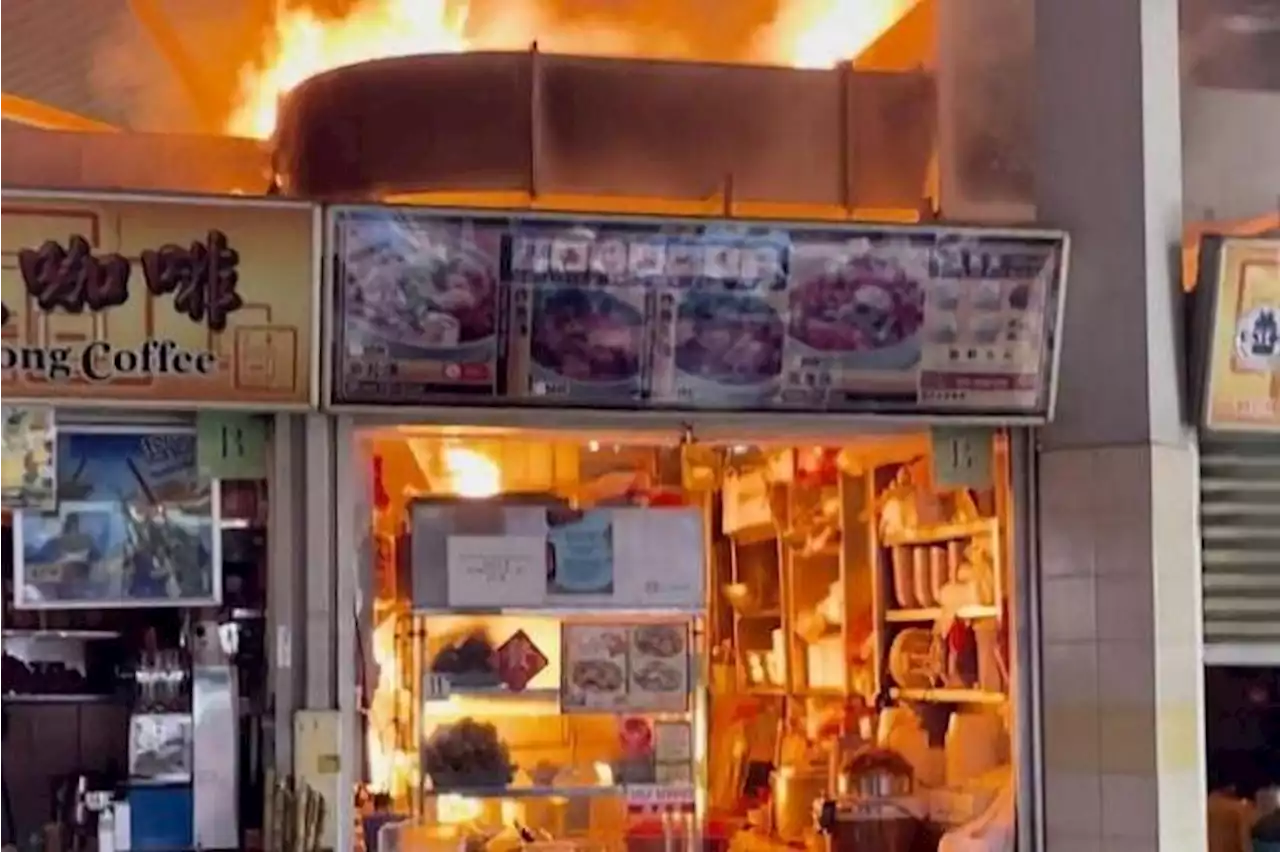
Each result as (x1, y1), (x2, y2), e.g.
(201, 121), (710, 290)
(18, 235), (131, 313)
(1, 194), (316, 407)
(141, 230), (244, 332)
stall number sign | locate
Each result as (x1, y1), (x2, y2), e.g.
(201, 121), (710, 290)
(422, 673), (452, 701)
(198, 412), (268, 480)
(930, 427), (994, 490)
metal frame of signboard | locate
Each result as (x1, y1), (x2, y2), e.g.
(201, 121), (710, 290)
(10, 422), (224, 610)
(0, 188), (325, 412)
(320, 203), (1071, 423)
(329, 412), (1045, 852)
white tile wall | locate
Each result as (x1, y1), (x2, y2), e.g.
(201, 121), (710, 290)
(1095, 576), (1155, 641)
(1037, 444), (1205, 851)
(1041, 575), (1099, 642)
(1100, 772), (1159, 839)
(1047, 831), (1104, 852)
(1044, 770), (1104, 832)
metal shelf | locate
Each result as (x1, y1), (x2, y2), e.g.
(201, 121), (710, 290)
(2, 692), (118, 705)
(415, 607), (703, 619)
(2, 629), (121, 640)
(883, 605), (1000, 623)
(882, 519), (997, 548)
(889, 687), (1005, 705)
(426, 687), (561, 702)
(422, 784), (626, 799)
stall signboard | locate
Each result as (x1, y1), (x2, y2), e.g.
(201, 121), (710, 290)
(1197, 236), (1280, 432)
(2, 191), (319, 409)
(326, 205), (1069, 418)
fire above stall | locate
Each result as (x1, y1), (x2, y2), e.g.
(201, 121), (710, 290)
(229, 0), (926, 140)
(260, 0), (937, 217)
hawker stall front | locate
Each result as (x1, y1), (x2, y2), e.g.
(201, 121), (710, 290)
(322, 202), (1069, 852)
(0, 190), (319, 852)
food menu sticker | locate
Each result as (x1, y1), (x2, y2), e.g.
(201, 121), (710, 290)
(445, 534), (548, 608)
(917, 234), (1065, 411)
(562, 624), (630, 710)
(628, 624), (690, 712)
(1, 405), (57, 511)
(780, 231), (930, 408)
(331, 208), (506, 403)
(561, 622), (691, 713)
(651, 227), (791, 408)
(1203, 237), (1280, 432)
(507, 222), (655, 403)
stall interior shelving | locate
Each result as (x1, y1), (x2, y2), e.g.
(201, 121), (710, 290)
(357, 428), (1019, 852)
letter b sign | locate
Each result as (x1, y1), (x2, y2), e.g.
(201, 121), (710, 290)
(197, 413), (267, 480)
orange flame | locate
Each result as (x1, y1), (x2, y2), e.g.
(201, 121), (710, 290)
(227, 0), (916, 138)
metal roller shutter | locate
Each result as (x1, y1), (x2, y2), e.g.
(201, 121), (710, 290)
(1200, 436), (1280, 665)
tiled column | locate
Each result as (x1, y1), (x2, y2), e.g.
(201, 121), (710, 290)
(1033, 0), (1206, 850)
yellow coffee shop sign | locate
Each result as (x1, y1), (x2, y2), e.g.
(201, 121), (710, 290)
(1201, 235), (1280, 432)
(1, 191), (319, 408)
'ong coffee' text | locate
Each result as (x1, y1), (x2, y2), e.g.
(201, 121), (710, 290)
(1, 339), (218, 382)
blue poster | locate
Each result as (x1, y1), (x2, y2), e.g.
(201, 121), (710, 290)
(15, 428), (220, 608)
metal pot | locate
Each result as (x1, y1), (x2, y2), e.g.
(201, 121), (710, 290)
(842, 765), (913, 799)
(771, 766), (829, 841)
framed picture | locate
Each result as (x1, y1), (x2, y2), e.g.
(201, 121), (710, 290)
(12, 425), (222, 609)
(1, 405), (57, 511)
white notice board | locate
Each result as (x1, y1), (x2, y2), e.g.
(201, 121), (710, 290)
(446, 534), (548, 608)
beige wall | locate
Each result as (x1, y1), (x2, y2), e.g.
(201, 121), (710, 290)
(1, 128), (268, 194)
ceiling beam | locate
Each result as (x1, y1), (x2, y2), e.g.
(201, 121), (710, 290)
(128, 0), (221, 132)
(1, 93), (120, 133)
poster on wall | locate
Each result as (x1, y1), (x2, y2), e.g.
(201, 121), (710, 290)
(13, 427), (222, 609)
(328, 205), (1069, 419)
(1197, 236), (1280, 432)
(1, 405), (57, 511)
(0, 191), (318, 409)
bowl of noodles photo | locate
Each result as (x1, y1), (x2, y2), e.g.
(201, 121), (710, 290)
(344, 229), (499, 362)
(788, 269), (925, 370)
(673, 291), (785, 404)
(529, 288), (646, 395)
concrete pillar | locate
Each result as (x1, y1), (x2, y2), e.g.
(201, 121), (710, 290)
(1034, 0), (1207, 849)
(268, 414), (307, 773)
(304, 413), (337, 709)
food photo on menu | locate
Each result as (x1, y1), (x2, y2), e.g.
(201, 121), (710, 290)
(338, 211), (503, 395)
(782, 233), (928, 402)
(653, 228), (791, 408)
(14, 429), (217, 607)
(671, 290), (786, 401)
(525, 284), (648, 399)
(562, 622), (690, 713)
(508, 224), (653, 402)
